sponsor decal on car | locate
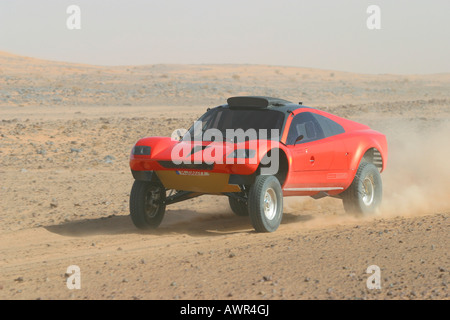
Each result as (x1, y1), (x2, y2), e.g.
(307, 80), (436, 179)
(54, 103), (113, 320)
(176, 170), (210, 176)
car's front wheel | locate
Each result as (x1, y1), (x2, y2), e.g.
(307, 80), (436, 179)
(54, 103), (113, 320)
(342, 162), (382, 216)
(129, 180), (166, 229)
(248, 175), (283, 232)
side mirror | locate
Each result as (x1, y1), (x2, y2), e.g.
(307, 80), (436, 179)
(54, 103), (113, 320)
(173, 129), (185, 141)
(176, 129), (183, 140)
(294, 135), (304, 145)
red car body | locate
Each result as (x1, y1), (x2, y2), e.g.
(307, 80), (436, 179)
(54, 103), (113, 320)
(128, 96), (387, 232)
(130, 99), (387, 198)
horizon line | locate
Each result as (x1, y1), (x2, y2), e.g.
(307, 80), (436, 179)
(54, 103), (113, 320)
(1, 50), (450, 77)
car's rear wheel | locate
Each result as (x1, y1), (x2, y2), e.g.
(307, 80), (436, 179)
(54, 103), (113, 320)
(248, 175), (283, 232)
(130, 180), (166, 229)
(228, 197), (249, 216)
(342, 162), (382, 216)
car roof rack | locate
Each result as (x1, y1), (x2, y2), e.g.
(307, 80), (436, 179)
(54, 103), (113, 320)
(227, 96), (293, 109)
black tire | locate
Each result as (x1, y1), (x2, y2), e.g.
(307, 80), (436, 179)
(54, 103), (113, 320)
(228, 197), (249, 216)
(248, 175), (283, 232)
(129, 180), (166, 229)
(342, 162), (382, 216)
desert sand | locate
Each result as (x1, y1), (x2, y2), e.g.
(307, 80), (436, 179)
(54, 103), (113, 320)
(0, 52), (449, 300)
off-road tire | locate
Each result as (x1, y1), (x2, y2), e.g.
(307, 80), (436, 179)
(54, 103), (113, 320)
(130, 180), (166, 229)
(342, 162), (382, 216)
(228, 197), (249, 216)
(248, 175), (283, 232)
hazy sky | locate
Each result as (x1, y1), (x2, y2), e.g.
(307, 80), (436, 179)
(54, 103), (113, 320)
(1, 0), (449, 74)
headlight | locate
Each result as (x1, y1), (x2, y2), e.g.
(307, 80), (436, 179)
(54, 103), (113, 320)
(132, 146), (151, 155)
(227, 149), (256, 158)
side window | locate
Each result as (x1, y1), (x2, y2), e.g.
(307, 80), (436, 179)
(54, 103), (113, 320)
(311, 113), (345, 138)
(286, 112), (325, 145)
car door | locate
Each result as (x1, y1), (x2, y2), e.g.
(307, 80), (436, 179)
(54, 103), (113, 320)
(310, 112), (349, 186)
(284, 112), (334, 188)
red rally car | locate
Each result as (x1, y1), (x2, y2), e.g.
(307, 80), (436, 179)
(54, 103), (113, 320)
(129, 96), (387, 232)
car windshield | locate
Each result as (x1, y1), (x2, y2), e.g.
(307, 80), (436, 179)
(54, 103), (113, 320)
(185, 107), (285, 141)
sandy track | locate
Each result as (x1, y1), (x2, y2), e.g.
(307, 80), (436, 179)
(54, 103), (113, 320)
(0, 210), (448, 300)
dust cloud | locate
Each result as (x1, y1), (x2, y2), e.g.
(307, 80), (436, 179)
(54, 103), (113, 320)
(381, 119), (450, 217)
(282, 118), (450, 226)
